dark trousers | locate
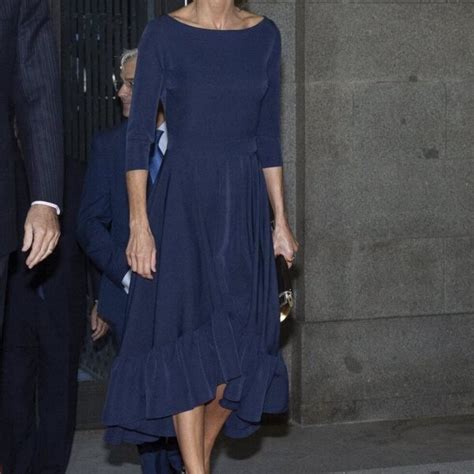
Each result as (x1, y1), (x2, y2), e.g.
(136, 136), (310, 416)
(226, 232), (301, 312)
(0, 281), (83, 474)
(0, 254), (9, 340)
(0, 253), (10, 473)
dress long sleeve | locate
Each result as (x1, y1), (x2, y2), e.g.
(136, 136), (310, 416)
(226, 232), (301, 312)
(256, 24), (283, 169)
(126, 20), (165, 171)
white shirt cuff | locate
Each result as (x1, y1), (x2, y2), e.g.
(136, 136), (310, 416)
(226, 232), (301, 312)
(122, 270), (131, 294)
(31, 201), (61, 215)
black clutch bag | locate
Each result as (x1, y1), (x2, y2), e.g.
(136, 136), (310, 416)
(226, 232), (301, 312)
(275, 254), (294, 322)
(270, 204), (295, 322)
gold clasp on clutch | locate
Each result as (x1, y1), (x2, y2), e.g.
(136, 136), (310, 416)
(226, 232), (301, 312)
(279, 290), (294, 323)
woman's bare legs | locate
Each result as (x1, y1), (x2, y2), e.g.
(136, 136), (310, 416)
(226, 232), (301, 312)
(173, 384), (232, 474)
(203, 384), (232, 474)
(173, 405), (206, 474)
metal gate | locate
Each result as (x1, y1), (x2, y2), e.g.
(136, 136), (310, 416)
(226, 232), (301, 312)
(58, 0), (184, 428)
(61, 0), (151, 163)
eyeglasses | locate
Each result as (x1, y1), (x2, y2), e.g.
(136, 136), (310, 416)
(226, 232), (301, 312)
(113, 78), (135, 92)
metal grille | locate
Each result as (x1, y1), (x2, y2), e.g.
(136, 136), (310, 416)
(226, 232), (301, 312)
(79, 312), (116, 381)
(60, 0), (155, 382)
(58, 0), (186, 424)
(60, 0), (151, 163)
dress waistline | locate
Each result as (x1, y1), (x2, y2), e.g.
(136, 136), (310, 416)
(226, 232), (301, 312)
(167, 136), (258, 154)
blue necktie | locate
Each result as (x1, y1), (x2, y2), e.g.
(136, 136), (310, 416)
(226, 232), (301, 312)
(149, 129), (164, 184)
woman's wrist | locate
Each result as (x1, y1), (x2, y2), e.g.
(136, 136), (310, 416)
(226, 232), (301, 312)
(273, 210), (288, 227)
(130, 216), (150, 230)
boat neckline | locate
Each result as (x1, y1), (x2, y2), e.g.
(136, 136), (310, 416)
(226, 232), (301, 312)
(165, 14), (268, 32)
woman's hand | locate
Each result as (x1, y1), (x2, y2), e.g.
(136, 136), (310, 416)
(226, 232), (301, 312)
(273, 219), (299, 268)
(261, 167), (299, 268)
(126, 222), (157, 279)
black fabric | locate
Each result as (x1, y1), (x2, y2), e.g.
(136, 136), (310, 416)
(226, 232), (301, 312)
(0, 254), (9, 340)
(76, 121), (130, 338)
(0, 159), (86, 474)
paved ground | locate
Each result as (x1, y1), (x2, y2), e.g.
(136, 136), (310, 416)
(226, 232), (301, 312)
(67, 415), (474, 473)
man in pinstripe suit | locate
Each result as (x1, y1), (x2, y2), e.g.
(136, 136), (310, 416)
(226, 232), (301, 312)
(0, 0), (64, 472)
(0, 0), (63, 334)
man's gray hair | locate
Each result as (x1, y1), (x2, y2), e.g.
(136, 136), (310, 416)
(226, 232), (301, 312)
(120, 48), (138, 70)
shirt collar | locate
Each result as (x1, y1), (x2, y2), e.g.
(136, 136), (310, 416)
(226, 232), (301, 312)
(157, 121), (168, 155)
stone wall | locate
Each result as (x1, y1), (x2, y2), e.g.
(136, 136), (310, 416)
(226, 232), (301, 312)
(250, 0), (474, 424)
(50, 0), (473, 427)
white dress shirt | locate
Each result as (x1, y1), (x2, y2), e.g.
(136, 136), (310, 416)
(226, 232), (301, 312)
(32, 201), (61, 214)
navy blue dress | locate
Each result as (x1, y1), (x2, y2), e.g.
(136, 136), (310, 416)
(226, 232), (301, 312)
(103, 14), (288, 444)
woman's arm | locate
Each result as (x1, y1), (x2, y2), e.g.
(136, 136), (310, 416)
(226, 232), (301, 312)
(126, 170), (156, 279)
(125, 20), (165, 279)
(263, 166), (299, 267)
(256, 24), (299, 265)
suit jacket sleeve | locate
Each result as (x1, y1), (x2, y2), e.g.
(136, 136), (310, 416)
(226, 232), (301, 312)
(76, 135), (130, 289)
(14, 0), (64, 208)
(87, 259), (102, 301)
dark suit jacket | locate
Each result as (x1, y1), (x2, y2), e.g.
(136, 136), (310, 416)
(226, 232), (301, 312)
(0, 0), (63, 256)
(8, 157), (86, 343)
(77, 121), (130, 339)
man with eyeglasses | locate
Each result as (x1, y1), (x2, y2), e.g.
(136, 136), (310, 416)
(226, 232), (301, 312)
(77, 49), (183, 474)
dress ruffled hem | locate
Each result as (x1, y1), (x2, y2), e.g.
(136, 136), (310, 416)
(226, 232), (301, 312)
(102, 314), (288, 445)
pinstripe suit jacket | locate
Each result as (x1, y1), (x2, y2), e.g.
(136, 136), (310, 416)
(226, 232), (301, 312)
(0, 0), (63, 256)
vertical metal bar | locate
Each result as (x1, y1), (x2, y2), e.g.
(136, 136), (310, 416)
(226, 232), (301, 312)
(122, 0), (128, 49)
(61, 0), (158, 164)
(98, 0), (107, 132)
(93, 2), (99, 136)
(84, 0), (93, 162)
(106, 0), (115, 128)
(71, 0), (80, 162)
(130, 0), (137, 47)
(78, 0), (86, 162)
(147, 0), (155, 21)
(66, 0), (75, 161)
(113, 0), (121, 126)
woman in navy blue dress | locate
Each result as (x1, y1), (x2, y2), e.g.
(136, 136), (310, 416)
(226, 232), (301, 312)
(103, 3), (299, 473)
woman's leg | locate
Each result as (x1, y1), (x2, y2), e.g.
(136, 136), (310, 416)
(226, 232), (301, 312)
(203, 384), (232, 474)
(173, 405), (206, 474)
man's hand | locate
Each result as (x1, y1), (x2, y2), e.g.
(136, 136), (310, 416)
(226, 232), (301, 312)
(22, 204), (60, 269)
(90, 302), (110, 342)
